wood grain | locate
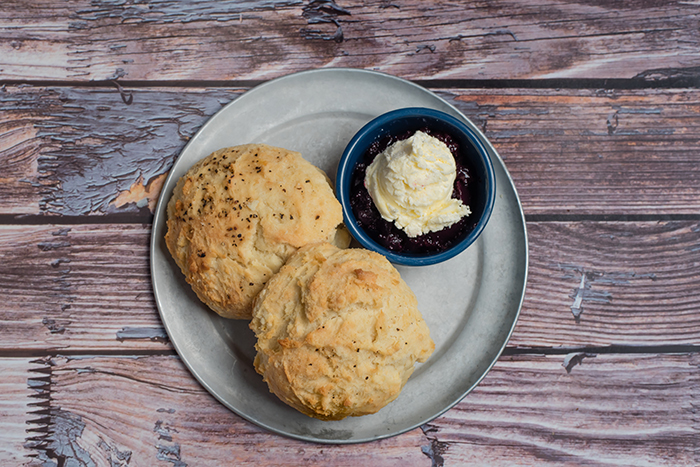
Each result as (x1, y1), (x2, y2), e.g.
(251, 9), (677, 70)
(15, 352), (699, 466)
(440, 88), (700, 216)
(2, 86), (700, 217)
(0, 94), (46, 215)
(1, 1), (697, 464)
(0, 85), (242, 216)
(1, 220), (698, 352)
(0, 224), (169, 352)
(511, 220), (700, 348)
(0, 358), (40, 465)
(24, 355), (432, 467)
(1, 0), (699, 81)
(427, 353), (700, 467)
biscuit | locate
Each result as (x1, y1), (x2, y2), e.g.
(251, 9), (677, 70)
(165, 144), (350, 319)
(250, 243), (434, 420)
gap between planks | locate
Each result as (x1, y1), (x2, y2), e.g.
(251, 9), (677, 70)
(1, 77), (699, 90)
(2, 344), (699, 360)
(3, 213), (700, 226)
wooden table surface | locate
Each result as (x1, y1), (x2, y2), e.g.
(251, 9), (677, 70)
(1, 1), (699, 465)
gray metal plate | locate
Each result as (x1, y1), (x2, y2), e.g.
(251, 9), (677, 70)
(150, 68), (528, 444)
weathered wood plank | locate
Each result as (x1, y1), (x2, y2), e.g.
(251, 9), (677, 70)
(426, 353), (700, 467)
(1, 85), (700, 217)
(0, 0), (698, 81)
(0, 221), (698, 351)
(0, 224), (170, 352)
(440, 88), (700, 215)
(14, 353), (699, 466)
(22, 355), (432, 466)
(0, 97), (45, 215)
(0, 358), (41, 465)
(0, 85), (242, 216)
(511, 220), (700, 348)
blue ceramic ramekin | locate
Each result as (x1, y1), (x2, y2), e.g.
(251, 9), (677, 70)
(336, 107), (496, 266)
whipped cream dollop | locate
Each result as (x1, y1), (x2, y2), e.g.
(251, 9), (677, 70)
(364, 130), (470, 238)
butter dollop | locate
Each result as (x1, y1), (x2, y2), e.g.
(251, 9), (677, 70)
(364, 130), (470, 238)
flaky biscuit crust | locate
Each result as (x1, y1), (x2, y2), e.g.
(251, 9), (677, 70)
(165, 144), (349, 319)
(250, 243), (435, 420)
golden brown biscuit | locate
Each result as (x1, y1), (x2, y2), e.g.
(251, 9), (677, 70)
(165, 144), (350, 319)
(250, 243), (434, 420)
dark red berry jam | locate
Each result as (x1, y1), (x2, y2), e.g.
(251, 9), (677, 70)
(349, 128), (478, 254)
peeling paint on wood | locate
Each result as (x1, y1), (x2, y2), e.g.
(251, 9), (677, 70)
(562, 352), (596, 373)
(42, 317), (69, 334)
(154, 419), (176, 442)
(24, 354), (699, 466)
(511, 221), (700, 347)
(0, 224), (166, 351)
(449, 88), (700, 215)
(112, 172), (168, 213)
(1, 0), (700, 80)
(634, 65), (700, 83)
(116, 326), (169, 343)
(429, 354), (700, 466)
(561, 265), (663, 322)
(154, 415), (186, 467)
(41, 409), (96, 467)
(41, 355), (431, 465)
(0, 85), (240, 216)
(30, 87), (241, 216)
(301, 0), (352, 43)
(0, 0), (698, 464)
(561, 266), (614, 322)
(420, 424), (448, 467)
(4, 86), (700, 217)
(606, 111), (619, 135)
(156, 442), (186, 467)
(2, 221), (699, 352)
(96, 439), (132, 467)
(570, 274), (587, 319)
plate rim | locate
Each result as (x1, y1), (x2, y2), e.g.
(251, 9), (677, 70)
(150, 67), (529, 444)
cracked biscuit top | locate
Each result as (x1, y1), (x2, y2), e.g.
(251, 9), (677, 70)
(165, 144), (350, 319)
(250, 242), (434, 420)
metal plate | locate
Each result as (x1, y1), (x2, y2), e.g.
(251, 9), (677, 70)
(150, 68), (528, 444)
